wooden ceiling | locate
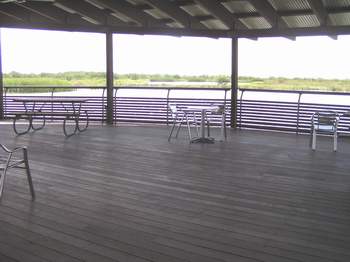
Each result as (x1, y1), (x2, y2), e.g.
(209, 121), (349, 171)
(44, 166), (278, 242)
(1, 0), (350, 38)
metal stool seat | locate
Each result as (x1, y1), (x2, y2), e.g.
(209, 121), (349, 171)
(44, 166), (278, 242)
(0, 144), (35, 200)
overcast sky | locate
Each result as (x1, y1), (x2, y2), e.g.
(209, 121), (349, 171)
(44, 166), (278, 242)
(2, 28), (350, 79)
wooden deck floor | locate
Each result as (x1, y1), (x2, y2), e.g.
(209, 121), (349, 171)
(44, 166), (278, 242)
(0, 123), (350, 262)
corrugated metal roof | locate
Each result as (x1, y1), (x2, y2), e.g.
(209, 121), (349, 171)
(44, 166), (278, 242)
(240, 17), (272, 29)
(268, 0), (310, 10)
(166, 21), (183, 28)
(329, 12), (350, 25)
(322, 0), (350, 8)
(283, 15), (319, 27)
(126, 0), (146, 5)
(110, 12), (134, 24)
(180, 4), (210, 17)
(201, 19), (229, 30)
(144, 9), (169, 20)
(2, 0), (350, 38)
(222, 1), (257, 14)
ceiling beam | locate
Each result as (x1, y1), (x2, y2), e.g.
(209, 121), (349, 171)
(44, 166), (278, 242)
(234, 10), (309, 19)
(0, 20), (231, 38)
(0, 10), (25, 22)
(235, 25), (350, 38)
(306, 0), (338, 39)
(306, 0), (328, 26)
(328, 6), (350, 14)
(175, 0), (196, 6)
(88, 0), (161, 26)
(3, 19), (350, 39)
(14, 2), (66, 23)
(0, 5), (30, 22)
(143, 0), (204, 28)
(247, 0), (297, 40)
(221, 6), (350, 19)
(246, 0), (288, 28)
(193, 0), (247, 29)
(54, 0), (116, 25)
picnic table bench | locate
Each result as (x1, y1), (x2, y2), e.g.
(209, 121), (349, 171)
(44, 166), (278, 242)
(12, 97), (89, 137)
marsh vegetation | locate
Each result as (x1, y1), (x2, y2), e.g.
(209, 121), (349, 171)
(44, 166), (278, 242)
(4, 72), (350, 92)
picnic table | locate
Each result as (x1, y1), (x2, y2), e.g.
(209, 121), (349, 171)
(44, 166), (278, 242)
(12, 97), (89, 137)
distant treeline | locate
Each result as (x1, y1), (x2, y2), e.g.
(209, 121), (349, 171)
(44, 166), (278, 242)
(4, 71), (350, 92)
(4, 71), (230, 85)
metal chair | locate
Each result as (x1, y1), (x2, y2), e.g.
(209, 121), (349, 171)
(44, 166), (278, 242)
(0, 144), (35, 200)
(168, 104), (199, 141)
(206, 104), (227, 141)
(310, 111), (339, 151)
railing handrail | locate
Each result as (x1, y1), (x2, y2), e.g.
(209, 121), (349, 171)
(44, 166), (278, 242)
(115, 86), (231, 91)
(238, 88), (350, 132)
(239, 88), (350, 96)
(4, 85), (350, 133)
(5, 85), (350, 96)
(4, 86), (103, 90)
(4, 85), (231, 91)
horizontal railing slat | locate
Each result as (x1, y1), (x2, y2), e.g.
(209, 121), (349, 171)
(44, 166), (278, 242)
(3, 86), (350, 134)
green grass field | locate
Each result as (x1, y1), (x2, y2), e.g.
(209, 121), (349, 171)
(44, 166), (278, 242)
(4, 72), (350, 92)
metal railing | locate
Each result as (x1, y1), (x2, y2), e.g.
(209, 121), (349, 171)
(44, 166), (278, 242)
(3, 85), (350, 134)
(4, 86), (105, 122)
(3, 86), (230, 126)
(113, 86), (230, 125)
(239, 88), (350, 133)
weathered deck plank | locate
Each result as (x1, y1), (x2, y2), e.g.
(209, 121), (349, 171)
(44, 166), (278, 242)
(1, 123), (350, 262)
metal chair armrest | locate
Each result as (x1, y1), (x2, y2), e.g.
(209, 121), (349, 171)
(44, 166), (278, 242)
(0, 144), (26, 154)
(310, 112), (317, 125)
(335, 116), (340, 129)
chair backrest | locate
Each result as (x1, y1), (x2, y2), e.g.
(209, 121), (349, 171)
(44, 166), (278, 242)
(216, 104), (225, 114)
(168, 104), (179, 118)
(211, 104), (225, 114)
(312, 111), (339, 129)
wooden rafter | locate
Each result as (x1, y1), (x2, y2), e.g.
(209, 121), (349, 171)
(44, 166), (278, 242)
(246, 0), (288, 28)
(307, 0), (328, 26)
(14, 2), (66, 23)
(0, 10), (25, 22)
(193, 0), (247, 29)
(3, 19), (350, 39)
(235, 25), (350, 38)
(88, 0), (161, 26)
(246, 0), (297, 40)
(143, 0), (204, 28)
(54, 0), (116, 25)
(0, 20), (230, 37)
(307, 0), (337, 39)
(0, 5), (30, 22)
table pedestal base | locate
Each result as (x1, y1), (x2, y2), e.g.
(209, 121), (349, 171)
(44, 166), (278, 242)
(190, 137), (215, 144)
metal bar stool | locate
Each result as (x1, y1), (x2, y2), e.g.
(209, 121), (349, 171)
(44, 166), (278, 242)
(0, 144), (35, 200)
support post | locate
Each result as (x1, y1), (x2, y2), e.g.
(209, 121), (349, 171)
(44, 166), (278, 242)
(106, 32), (114, 124)
(0, 30), (4, 120)
(230, 37), (238, 128)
